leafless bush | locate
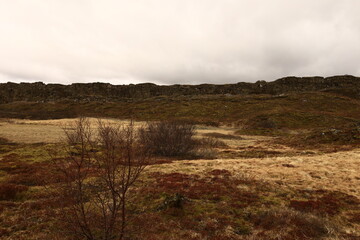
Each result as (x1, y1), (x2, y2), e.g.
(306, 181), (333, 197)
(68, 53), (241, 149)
(50, 118), (150, 240)
(139, 121), (197, 157)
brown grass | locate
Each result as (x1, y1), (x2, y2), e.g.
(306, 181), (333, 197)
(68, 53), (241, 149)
(0, 183), (28, 201)
(202, 132), (243, 140)
(0, 118), (144, 144)
(1, 118), (360, 239)
(251, 207), (338, 239)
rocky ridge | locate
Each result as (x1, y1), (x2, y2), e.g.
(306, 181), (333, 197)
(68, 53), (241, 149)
(1, 75), (360, 103)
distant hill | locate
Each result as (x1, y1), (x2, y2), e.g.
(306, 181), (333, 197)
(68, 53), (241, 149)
(1, 75), (360, 103)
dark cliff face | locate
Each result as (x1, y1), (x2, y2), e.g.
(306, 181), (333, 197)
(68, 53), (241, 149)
(1, 75), (360, 103)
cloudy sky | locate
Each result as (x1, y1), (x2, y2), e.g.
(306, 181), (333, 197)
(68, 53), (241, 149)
(0, 0), (359, 85)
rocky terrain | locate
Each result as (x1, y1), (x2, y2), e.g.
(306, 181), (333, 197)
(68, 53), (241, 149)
(1, 75), (360, 103)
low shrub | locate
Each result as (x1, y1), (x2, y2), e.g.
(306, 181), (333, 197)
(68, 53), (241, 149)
(157, 193), (187, 210)
(139, 121), (197, 157)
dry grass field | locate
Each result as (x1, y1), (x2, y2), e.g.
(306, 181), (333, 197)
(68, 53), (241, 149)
(0, 118), (146, 143)
(0, 118), (359, 239)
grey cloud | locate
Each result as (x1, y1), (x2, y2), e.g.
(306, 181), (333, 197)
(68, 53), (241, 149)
(0, 0), (359, 85)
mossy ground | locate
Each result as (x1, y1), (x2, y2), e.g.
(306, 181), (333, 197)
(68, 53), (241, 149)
(1, 92), (360, 129)
(1, 90), (360, 239)
(0, 134), (359, 239)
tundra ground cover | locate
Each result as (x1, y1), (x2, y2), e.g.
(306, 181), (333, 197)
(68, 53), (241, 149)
(0, 118), (359, 239)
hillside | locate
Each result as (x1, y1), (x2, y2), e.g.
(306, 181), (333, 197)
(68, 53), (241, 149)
(1, 76), (360, 239)
(1, 75), (360, 103)
(1, 74), (360, 147)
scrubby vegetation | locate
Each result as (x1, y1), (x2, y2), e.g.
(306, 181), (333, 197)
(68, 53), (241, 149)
(279, 124), (360, 152)
(0, 183), (28, 201)
(48, 118), (151, 240)
(251, 207), (338, 239)
(1, 92), (360, 130)
(1, 136), (359, 239)
(202, 132), (242, 140)
(1, 85), (360, 239)
(139, 121), (197, 157)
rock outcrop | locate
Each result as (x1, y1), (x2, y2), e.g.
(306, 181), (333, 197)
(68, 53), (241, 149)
(1, 75), (360, 103)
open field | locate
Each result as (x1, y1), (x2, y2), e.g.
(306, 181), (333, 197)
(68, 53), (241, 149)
(0, 118), (359, 239)
(0, 118), (144, 143)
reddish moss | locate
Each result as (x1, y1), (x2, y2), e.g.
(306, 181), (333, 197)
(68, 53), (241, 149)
(0, 201), (18, 213)
(290, 191), (360, 216)
(252, 207), (336, 239)
(0, 183), (28, 201)
(148, 171), (261, 206)
(290, 199), (339, 215)
(348, 212), (360, 223)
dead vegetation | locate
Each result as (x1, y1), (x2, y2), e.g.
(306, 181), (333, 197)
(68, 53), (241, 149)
(280, 124), (360, 152)
(2, 92), (360, 130)
(139, 121), (197, 158)
(0, 183), (28, 201)
(0, 137), (10, 145)
(49, 118), (151, 240)
(202, 132), (242, 140)
(0, 117), (360, 239)
(251, 207), (338, 240)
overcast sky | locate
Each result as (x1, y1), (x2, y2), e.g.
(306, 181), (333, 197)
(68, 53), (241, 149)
(0, 0), (359, 85)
